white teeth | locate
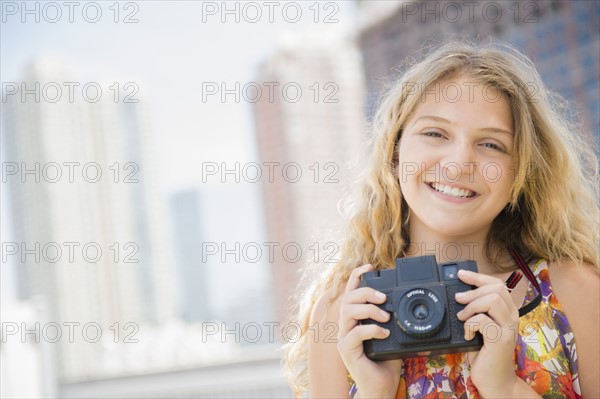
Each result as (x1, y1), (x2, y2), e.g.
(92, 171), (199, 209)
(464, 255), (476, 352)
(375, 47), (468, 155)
(431, 182), (475, 198)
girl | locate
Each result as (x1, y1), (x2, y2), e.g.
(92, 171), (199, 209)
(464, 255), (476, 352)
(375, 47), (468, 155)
(284, 40), (600, 398)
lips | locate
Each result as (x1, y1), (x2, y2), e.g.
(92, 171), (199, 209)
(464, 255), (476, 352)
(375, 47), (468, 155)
(427, 182), (477, 198)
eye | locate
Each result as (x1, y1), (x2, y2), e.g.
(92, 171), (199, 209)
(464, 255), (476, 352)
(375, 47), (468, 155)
(480, 142), (505, 152)
(422, 131), (444, 138)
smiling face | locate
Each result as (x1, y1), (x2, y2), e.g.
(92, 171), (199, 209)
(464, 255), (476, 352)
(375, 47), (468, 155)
(398, 75), (516, 241)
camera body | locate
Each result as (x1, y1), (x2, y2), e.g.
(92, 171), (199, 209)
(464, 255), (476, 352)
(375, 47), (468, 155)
(359, 255), (483, 360)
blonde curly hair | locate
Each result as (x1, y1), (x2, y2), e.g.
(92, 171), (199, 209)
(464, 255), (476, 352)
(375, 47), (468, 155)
(283, 38), (599, 398)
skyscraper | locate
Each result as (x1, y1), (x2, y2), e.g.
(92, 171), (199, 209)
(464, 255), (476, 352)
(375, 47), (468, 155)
(2, 56), (178, 380)
(169, 188), (211, 322)
(252, 32), (367, 325)
(357, 0), (599, 143)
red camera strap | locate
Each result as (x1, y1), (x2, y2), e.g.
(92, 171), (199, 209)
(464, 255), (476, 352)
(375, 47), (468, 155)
(509, 247), (543, 317)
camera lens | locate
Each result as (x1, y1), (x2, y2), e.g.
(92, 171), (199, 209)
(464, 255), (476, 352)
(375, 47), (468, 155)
(412, 303), (429, 320)
(397, 288), (445, 337)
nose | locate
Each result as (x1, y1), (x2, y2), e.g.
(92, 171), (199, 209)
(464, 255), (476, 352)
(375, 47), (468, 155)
(440, 140), (476, 182)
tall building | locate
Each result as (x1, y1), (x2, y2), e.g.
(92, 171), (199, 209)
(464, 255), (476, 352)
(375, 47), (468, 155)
(357, 0), (600, 143)
(169, 188), (211, 322)
(252, 31), (367, 325)
(2, 57), (178, 380)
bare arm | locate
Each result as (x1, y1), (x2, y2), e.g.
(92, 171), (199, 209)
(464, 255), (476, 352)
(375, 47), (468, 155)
(308, 288), (351, 398)
(309, 265), (402, 398)
(549, 260), (600, 398)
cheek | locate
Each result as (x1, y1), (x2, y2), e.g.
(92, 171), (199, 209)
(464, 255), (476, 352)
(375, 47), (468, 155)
(398, 144), (437, 183)
(488, 163), (515, 200)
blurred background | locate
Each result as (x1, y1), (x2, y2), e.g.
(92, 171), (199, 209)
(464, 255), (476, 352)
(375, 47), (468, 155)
(1, 1), (598, 397)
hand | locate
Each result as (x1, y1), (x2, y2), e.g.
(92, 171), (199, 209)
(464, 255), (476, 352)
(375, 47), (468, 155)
(456, 269), (540, 398)
(337, 264), (403, 398)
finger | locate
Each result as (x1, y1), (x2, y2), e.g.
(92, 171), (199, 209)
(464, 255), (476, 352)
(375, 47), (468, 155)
(463, 313), (517, 345)
(456, 269), (517, 321)
(339, 289), (388, 336)
(345, 264), (374, 295)
(337, 315), (356, 341)
(455, 281), (513, 308)
(338, 324), (390, 362)
(342, 303), (391, 325)
(457, 269), (502, 288)
(464, 314), (500, 341)
(344, 286), (387, 306)
(458, 293), (517, 326)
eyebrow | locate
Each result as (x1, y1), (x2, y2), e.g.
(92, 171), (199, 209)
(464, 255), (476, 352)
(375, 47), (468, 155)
(412, 115), (514, 136)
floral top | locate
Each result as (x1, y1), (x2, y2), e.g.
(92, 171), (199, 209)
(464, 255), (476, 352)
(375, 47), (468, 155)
(350, 259), (582, 399)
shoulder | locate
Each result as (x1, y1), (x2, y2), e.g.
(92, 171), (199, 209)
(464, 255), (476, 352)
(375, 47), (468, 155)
(547, 259), (600, 397)
(546, 258), (599, 319)
(546, 259), (599, 297)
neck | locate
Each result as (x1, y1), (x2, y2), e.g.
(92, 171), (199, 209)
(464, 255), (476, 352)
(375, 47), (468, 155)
(405, 220), (514, 276)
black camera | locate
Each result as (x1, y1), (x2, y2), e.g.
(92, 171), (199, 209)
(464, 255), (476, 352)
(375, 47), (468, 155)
(359, 255), (483, 360)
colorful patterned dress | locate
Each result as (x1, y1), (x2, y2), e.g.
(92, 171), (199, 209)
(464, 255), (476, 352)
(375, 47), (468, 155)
(350, 259), (582, 399)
